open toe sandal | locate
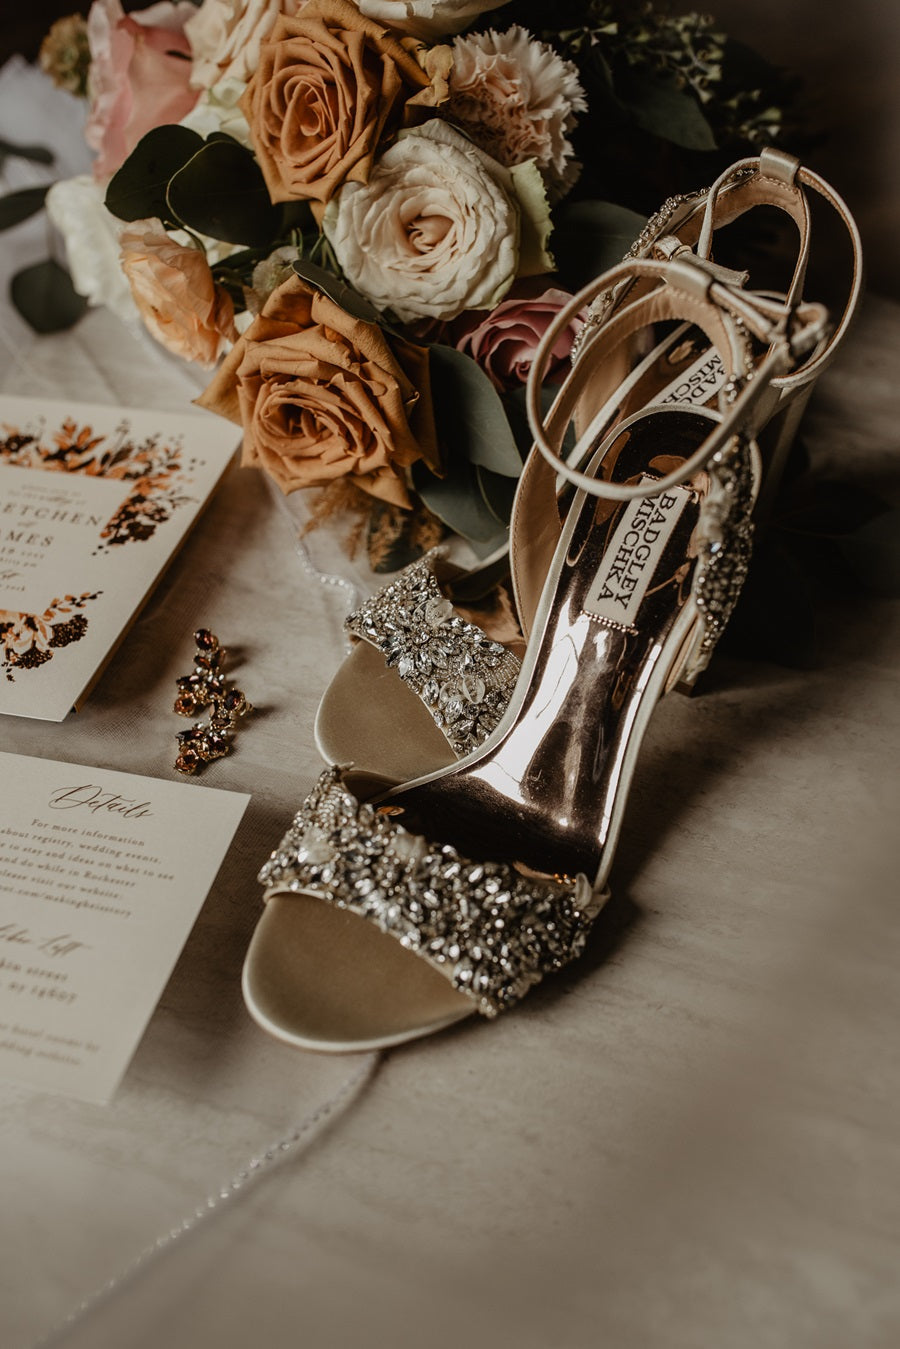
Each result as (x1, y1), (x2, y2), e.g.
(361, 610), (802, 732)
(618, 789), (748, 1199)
(242, 230), (858, 1050)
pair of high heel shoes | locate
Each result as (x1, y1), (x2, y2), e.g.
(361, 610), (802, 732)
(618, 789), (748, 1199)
(244, 149), (863, 1051)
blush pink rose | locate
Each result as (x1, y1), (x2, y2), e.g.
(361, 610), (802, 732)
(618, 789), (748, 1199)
(453, 286), (586, 391)
(85, 0), (200, 181)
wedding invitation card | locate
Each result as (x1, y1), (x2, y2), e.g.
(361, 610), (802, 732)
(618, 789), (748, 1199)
(0, 394), (239, 720)
(0, 752), (249, 1103)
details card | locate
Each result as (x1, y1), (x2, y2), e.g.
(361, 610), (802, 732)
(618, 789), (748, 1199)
(0, 752), (249, 1103)
(0, 394), (238, 720)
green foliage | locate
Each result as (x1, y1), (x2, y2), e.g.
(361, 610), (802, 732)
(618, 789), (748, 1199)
(618, 69), (717, 151)
(412, 345), (525, 552)
(0, 136), (55, 169)
(292, 259), (385, 326)
(411, 457), (509, 556)
(167, 137), (280, 247)
(104, 125), (205, 224)
(10, 259), (88, 333)
(552, 200), (646, 291)
(0, 186), (51, 231)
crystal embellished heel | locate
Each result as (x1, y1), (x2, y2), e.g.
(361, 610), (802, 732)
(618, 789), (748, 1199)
(242, 254), (838, 1051)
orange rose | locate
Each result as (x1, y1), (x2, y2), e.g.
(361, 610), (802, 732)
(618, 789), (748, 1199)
(241, 0), (450, 205)
(195, 273), (438, 508)
(119, 221), (236, 367)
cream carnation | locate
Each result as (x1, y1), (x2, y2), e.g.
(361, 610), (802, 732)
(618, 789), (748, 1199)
(448, 25), (586, 198)
(354, 1), (506, 40)
(323, 120), (521, 323)
(185, 0), (306, 88)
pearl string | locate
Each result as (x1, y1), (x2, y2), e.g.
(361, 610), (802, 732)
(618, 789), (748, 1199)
(34, 1052), (380, 1348)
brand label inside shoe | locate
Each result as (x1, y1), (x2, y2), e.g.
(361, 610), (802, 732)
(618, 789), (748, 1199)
(584, 479), (692, 629)
(656, 348), (727, 409)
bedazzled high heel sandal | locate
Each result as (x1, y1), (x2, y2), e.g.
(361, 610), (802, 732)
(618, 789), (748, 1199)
(313, 148), (862, 770)
(242, 252), (840, 1051)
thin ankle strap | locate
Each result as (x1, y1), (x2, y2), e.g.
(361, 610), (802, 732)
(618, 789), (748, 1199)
(690, 150), (864, 388)
(525, 257), (829, 502)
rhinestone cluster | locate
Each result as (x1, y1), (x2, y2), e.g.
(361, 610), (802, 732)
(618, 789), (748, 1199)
(571, 188), (708, 364)
(571, 165), (759, 366)
(346, 553), (521, 758)
(258, 767), (599, 1017)
(692, 434), (756, 659)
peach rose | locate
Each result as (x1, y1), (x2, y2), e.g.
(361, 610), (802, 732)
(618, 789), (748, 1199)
(119, 220), (237, 366)
(195, 273), (438, 508)
(85, 0), (199, 181)
(241, 0), (450, 205)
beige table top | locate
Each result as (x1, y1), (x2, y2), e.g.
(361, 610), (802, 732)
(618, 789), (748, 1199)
(1, 62), (899, 1349)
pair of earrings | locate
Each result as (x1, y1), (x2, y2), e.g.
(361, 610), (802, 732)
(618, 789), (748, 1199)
(173, 629), (252, 775)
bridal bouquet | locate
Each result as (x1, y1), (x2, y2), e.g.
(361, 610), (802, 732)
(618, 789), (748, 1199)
(24, 0), (794, 568)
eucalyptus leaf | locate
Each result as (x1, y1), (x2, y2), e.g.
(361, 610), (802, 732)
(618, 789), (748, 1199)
(210, 246), (261, 276)
(476, 465), (517, 527)
(105, 125), (205, 223)
(504, 383), (577, 463)
(280, 199), (316, 234)
(291, 259), (385, 326)
(411, 458), (508, 553)
(552, 199), (646, 292)
(620, 71), (717, 151)
(428, 345), (522, 478)
(167, 139), (279, 247)
(0, 136), (54, 166)
(10, 259), (88, 333)
(0, 186), (51, 232)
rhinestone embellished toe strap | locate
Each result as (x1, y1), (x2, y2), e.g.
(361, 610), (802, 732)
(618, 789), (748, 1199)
(258, 768), (603, 1018)
(345, 553), (521, 758)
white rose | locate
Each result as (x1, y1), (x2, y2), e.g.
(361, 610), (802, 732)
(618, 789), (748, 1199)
(178, 78), (253, 147)
(45, 175), (138, 323)
(185, 0), (305, 88)
(323, 120), (521, 323)
(355, 0), (506, 40)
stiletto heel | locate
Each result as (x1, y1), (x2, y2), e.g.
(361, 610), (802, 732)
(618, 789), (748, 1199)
(243, 254), (838, 1050)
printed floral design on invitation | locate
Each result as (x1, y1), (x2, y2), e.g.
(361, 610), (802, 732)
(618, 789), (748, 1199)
(0, 411), (197, 681)
(0, 591), (100, 681)
(0, 413), (197, 550)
